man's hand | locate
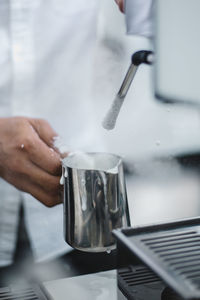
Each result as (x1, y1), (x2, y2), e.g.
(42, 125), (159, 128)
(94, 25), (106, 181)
(115, 0), (124, 12)
(0, 117), (62, 207)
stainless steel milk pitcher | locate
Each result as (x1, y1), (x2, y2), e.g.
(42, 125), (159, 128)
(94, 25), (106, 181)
(62, 152), (130, 252)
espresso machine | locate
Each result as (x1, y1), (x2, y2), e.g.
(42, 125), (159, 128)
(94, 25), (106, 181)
(103, 0), (200, 131)
(111, 1), (200, 299)
(114, 217), (200, 300)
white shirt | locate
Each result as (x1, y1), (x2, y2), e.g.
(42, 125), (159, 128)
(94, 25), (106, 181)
(125, 0), (154, 37)
(0, 0), (100, 266)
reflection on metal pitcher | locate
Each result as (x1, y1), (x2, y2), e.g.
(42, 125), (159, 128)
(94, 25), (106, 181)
(62, 152), (130, 252)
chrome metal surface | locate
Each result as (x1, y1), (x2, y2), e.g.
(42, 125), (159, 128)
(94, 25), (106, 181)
(118, 64), (138, 99)
(62, 152), (130, 252)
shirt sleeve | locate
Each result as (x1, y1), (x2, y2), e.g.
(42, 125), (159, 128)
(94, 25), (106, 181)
(125, 0), (154, 38)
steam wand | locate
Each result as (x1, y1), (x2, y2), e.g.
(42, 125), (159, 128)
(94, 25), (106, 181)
(102, 50), (154, 130)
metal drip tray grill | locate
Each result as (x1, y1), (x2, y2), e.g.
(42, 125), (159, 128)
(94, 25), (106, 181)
(0, 284), (48, 300)
(114, 217), (200, 300)
(118, 265), (161, 286)
(118, 265), (166, 300)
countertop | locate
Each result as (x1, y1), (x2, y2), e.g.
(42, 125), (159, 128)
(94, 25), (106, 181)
(43, 270), (117, 300)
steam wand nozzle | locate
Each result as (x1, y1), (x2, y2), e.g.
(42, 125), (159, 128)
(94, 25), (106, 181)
(131, 50), (154, 66)
(118, 50), (154, 99)
(102, 50), (154, 130)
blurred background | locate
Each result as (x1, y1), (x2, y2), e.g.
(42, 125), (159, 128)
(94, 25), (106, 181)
(93, 0), (200, 226)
